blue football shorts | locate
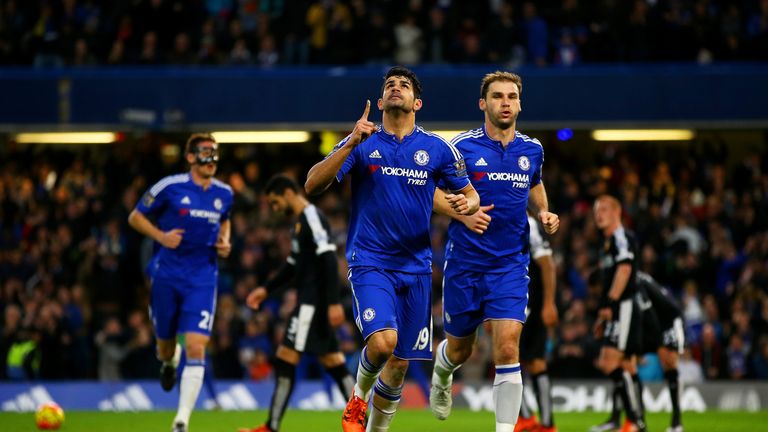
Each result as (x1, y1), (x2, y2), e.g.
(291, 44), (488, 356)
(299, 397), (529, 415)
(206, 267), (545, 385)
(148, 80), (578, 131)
(442, 253), (530, 338)
(348, 266), (433, 361)
(149, 277), (217, 340)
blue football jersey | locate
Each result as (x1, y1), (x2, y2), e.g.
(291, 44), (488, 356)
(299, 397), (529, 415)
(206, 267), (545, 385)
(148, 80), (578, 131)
(135, 173), (234, 283)
(445, 127), (544, 272)
(331, 126), (470, 273)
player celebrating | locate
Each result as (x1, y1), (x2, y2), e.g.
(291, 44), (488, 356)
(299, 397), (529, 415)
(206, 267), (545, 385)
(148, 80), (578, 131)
(305, 66), (480, 432)
(240, 174), (355, 432)
(591, 195), (645, 432)
(128, 133), (233, 432)
(429, 71), (559, 432)
(516, 212), (558, 432)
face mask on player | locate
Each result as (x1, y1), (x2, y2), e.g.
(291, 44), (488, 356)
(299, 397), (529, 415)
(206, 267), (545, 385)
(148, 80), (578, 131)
(193, 145), (219, 164)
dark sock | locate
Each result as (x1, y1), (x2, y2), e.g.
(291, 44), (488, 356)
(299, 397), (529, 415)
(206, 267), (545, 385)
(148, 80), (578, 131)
(519, 379), (534, 419)
(610, 368), (637, 423)
(632, 374), (645, 421)
(665, 368), (682, 427)
(533, 372), (555, 427)
(610, 384), (622, 424)
(325, 363), (355, 401)
(266, 358), (296, 432)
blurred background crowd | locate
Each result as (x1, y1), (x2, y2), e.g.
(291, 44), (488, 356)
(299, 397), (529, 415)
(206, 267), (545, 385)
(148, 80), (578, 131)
(2, 0), (768, 68)
(1, 132), (766, 385)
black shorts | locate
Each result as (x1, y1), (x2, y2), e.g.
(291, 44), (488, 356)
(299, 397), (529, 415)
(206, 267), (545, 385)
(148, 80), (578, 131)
(520, 306), (547, 361)
(602, 298), (642, 355)
(282, 303), (340, 355)
(642, 310), (685, 354)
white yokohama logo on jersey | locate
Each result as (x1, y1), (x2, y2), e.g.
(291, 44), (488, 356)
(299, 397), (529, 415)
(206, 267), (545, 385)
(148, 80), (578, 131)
(483, 172), (530, 188)
(380, 166), (428, 186)
(380, 166), (428, 178)
(486, 172), (529, 182)
(190, 209), (221, 222)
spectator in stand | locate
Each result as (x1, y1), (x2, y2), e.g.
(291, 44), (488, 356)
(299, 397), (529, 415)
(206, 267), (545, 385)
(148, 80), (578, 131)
(692, 323), (724, 379)
(1, 1), (768, 66)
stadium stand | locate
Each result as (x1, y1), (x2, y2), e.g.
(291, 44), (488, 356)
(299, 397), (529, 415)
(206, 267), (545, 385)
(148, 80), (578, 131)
(1, 0), (767, 67)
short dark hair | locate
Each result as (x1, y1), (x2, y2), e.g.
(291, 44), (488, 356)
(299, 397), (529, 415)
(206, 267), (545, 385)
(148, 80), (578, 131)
(480, 71), (522, 99)
(265, 174), (299, 196)
(382, 66), (422, 99)
(185, 133), (216, 154)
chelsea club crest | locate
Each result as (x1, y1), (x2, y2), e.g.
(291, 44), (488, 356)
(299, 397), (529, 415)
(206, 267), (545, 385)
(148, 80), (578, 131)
(518, 156), (530, 171)
(214, 198), (223, 210)
(414, 150), (430, 166)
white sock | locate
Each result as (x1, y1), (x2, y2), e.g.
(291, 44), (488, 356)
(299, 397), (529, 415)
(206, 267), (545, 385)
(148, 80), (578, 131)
(493, 363), (523, 432)
(354, 346), (385, 401)
(157, 343), (181, 367)
(432, 339), (461, 387)
(367, 377), (402, 432)
(172, 343), (182, 367)
(174, 363), (204, 425)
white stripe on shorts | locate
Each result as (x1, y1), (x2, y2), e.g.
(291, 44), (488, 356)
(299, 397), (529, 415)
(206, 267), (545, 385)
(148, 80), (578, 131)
(618, 299), (633, 351)
(294, 304), (316, 352)
(348, 269), (363, 333)
(673, 317), (685, 354)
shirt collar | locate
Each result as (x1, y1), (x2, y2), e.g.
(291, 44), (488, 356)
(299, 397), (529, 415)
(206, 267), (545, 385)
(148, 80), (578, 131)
(377, 124), (419, 140)
(482, 124), (519, 148)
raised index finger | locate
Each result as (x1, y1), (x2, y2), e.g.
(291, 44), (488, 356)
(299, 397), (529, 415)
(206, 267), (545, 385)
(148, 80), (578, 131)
(360, 99), (371, 120)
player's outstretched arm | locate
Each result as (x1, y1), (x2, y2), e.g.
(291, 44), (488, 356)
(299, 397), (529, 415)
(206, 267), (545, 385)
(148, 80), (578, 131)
(305, 100), (376, 195)
(128, 209), (184, 249)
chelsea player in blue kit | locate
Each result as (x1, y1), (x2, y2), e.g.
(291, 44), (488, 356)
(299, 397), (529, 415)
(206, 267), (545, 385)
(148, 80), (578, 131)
(429, 72), (559, 432)
(128, 133), (233, 432)
(305, 66), (480, 432)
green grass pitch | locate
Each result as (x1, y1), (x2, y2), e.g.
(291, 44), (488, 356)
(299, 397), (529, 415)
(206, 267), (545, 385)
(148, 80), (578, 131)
(2, 409), (765, 431)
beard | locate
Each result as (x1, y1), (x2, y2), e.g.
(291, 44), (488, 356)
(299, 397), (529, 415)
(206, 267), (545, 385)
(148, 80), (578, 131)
(383, 99), (413, 114)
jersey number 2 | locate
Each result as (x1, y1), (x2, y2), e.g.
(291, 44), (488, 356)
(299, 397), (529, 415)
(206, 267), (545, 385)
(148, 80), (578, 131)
(198, 311), (213, 331)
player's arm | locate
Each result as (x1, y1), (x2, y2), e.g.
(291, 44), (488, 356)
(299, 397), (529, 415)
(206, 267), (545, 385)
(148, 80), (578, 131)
(434, 183), (480, 216)
(596, 262), (632, 326)
(320, 250), (345, 327)
(127, 209), (183, 249)
(607, 262), (632, 302)
(305, 140), (354, 195)
(246, 259), (297, 310)
(305, 100), (375, 195)
(535, 253), (558, 327)
(433, 188), (493, 234)
(528, 182), (559, 234)
(215, 219), (231, 258)
(448, 183), (480, 215)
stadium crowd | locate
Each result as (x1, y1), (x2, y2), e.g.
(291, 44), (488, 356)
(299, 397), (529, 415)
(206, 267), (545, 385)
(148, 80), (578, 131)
(1, 0), (768, 68)
(0, 133), (767, 384)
